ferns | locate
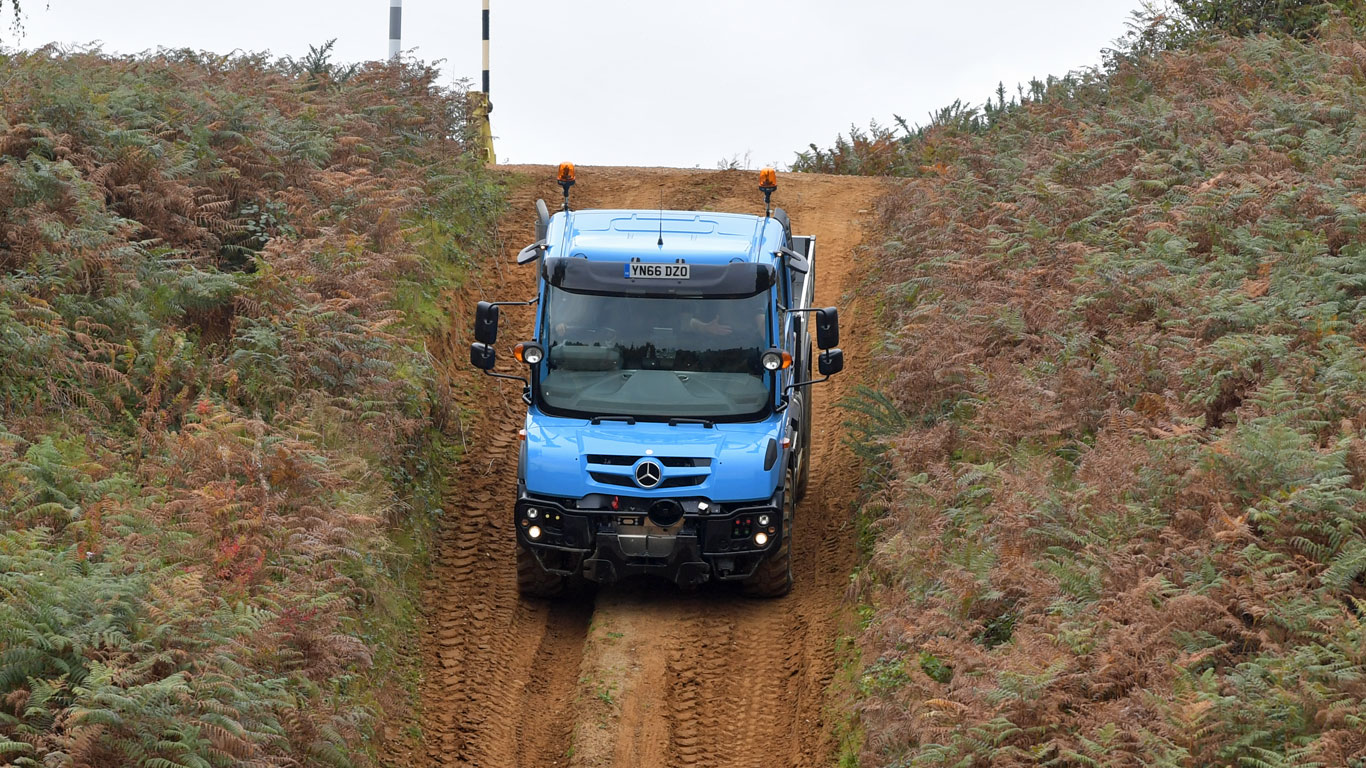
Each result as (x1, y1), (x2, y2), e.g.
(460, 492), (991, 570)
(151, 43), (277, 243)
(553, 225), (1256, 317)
(841, 385), (910, 469)
(830, 18), (1366, 768)
(0, 48), (500, 766)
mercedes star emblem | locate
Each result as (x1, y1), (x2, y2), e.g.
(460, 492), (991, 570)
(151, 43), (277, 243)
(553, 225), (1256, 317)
(634, 459), (663, 489)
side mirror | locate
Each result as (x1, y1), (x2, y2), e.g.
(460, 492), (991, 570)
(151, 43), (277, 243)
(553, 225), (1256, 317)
(474, 301), (500, 345)
(815, 307), (840, 349)
(470, 342), (497, 371)
(818, 348), (844, 376)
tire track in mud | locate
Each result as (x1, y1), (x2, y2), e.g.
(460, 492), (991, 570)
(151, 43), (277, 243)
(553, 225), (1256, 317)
(418, 198), (591, 768)
(418, 166), (886, 768)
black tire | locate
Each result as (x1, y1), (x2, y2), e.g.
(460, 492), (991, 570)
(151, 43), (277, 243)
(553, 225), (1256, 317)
(744, 468), (796, 598)
(516, 540), (567, 598)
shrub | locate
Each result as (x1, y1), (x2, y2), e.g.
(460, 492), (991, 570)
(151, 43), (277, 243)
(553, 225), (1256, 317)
(827, 22), (1366, 768)
(1172, 0), (1366, 37)
(0, 47), (502, 766)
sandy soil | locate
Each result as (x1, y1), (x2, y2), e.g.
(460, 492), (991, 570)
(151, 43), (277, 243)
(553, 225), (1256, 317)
(416, 166), (886, 768)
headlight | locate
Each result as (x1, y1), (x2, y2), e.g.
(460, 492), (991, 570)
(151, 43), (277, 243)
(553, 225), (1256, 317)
(754, 531), (769, 547)
(527, 507), (540, 519)
(528, 525), (542, 540)
(758, 514), (770, 527)
(760, 348), (792, 371)
(514, 341), (545, 365)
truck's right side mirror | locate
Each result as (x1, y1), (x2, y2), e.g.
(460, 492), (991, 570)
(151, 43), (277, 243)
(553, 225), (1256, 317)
(818, 348), (844, 376)
(474, 301), (500, 345)
(470, 342), (497, 371)
(815, 307), (839, 349)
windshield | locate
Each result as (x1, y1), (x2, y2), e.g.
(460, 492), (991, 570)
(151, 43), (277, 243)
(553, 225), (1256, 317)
(537, 286), (773, 420)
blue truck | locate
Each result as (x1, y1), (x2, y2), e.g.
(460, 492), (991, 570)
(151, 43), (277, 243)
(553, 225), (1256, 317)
(469, 165), (844, 597)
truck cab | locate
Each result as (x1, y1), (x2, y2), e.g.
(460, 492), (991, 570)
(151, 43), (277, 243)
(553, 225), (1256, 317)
(471, 166), (844, 597)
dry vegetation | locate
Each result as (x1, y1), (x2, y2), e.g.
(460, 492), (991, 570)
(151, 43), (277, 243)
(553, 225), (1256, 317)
(0, 47), (501, 766)
(812, 13), (1366, 768)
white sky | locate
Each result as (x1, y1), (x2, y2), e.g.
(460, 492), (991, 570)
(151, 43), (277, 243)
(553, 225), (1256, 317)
(10, 0), (1142, 168)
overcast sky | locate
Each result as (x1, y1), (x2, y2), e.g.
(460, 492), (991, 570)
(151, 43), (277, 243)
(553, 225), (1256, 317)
(11, 1), (1142, 168)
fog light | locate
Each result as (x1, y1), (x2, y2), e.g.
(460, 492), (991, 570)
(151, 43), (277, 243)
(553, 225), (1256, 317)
(758, 514), (770, 527)
(527, 508), (540, 519)
(528, 525), (542, 540)
(754, 531), (769, 547)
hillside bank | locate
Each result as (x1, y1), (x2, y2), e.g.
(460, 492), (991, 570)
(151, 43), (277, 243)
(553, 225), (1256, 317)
(0, 49), (501, 766)
(813, 20), (1366, 768)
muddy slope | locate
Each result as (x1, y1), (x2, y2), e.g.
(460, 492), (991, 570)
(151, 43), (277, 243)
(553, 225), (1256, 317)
(418, 166), (885, 768)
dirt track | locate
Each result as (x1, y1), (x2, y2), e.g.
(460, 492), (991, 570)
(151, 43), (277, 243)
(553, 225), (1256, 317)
(418, 166), (885, 768)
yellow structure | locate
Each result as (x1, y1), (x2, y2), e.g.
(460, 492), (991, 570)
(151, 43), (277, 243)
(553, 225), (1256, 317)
(469, 91), (495, 166)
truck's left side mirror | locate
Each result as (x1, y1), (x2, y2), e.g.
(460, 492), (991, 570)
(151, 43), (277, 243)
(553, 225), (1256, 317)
(474, 301), (500, 345)
(470, 342), (497, 371)
(815, 307), (839, 349)
(818, 348), (844, 376)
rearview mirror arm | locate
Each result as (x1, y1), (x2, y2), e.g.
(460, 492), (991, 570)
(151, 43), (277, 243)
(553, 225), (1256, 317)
(777, 375), (833, 413)
(783, 376), (832, 398)
(486, 297), (538, 311)
(481, 369), (532, 405)
(482, 370), (529, 386)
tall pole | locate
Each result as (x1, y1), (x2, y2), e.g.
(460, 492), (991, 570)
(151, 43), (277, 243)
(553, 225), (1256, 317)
(388, 0), (402, 59)
(482, 0), (490, 96)
(479, 0), (495, 165)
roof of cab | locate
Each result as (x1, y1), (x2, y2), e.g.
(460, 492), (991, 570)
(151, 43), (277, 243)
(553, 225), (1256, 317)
(547, 209), (786, 266)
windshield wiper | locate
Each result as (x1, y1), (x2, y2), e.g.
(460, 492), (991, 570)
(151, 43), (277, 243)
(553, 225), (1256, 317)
(668, 417), (715, 428)
(590, 415), (637, 425)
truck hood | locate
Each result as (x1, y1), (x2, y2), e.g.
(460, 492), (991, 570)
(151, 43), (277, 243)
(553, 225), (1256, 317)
(521, 410), (785, 503)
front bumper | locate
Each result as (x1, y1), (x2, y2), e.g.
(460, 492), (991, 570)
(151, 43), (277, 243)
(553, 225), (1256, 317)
(515, 488), (784, 588)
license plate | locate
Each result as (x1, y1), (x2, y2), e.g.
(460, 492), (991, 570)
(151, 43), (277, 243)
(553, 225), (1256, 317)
(626, 262), (690, 279)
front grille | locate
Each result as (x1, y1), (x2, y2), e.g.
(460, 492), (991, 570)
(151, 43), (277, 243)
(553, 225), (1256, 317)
(587, 454), (636, 467)
(587, 455), (712, 490)
(589, 472), (637, 488)
(587, 454), (712, 468)
(660, 457), (712, 468)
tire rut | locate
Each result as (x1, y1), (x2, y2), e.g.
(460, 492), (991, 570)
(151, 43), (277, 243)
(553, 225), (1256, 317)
(418, 193), (592, 768)
(417, 166), (886, 768)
